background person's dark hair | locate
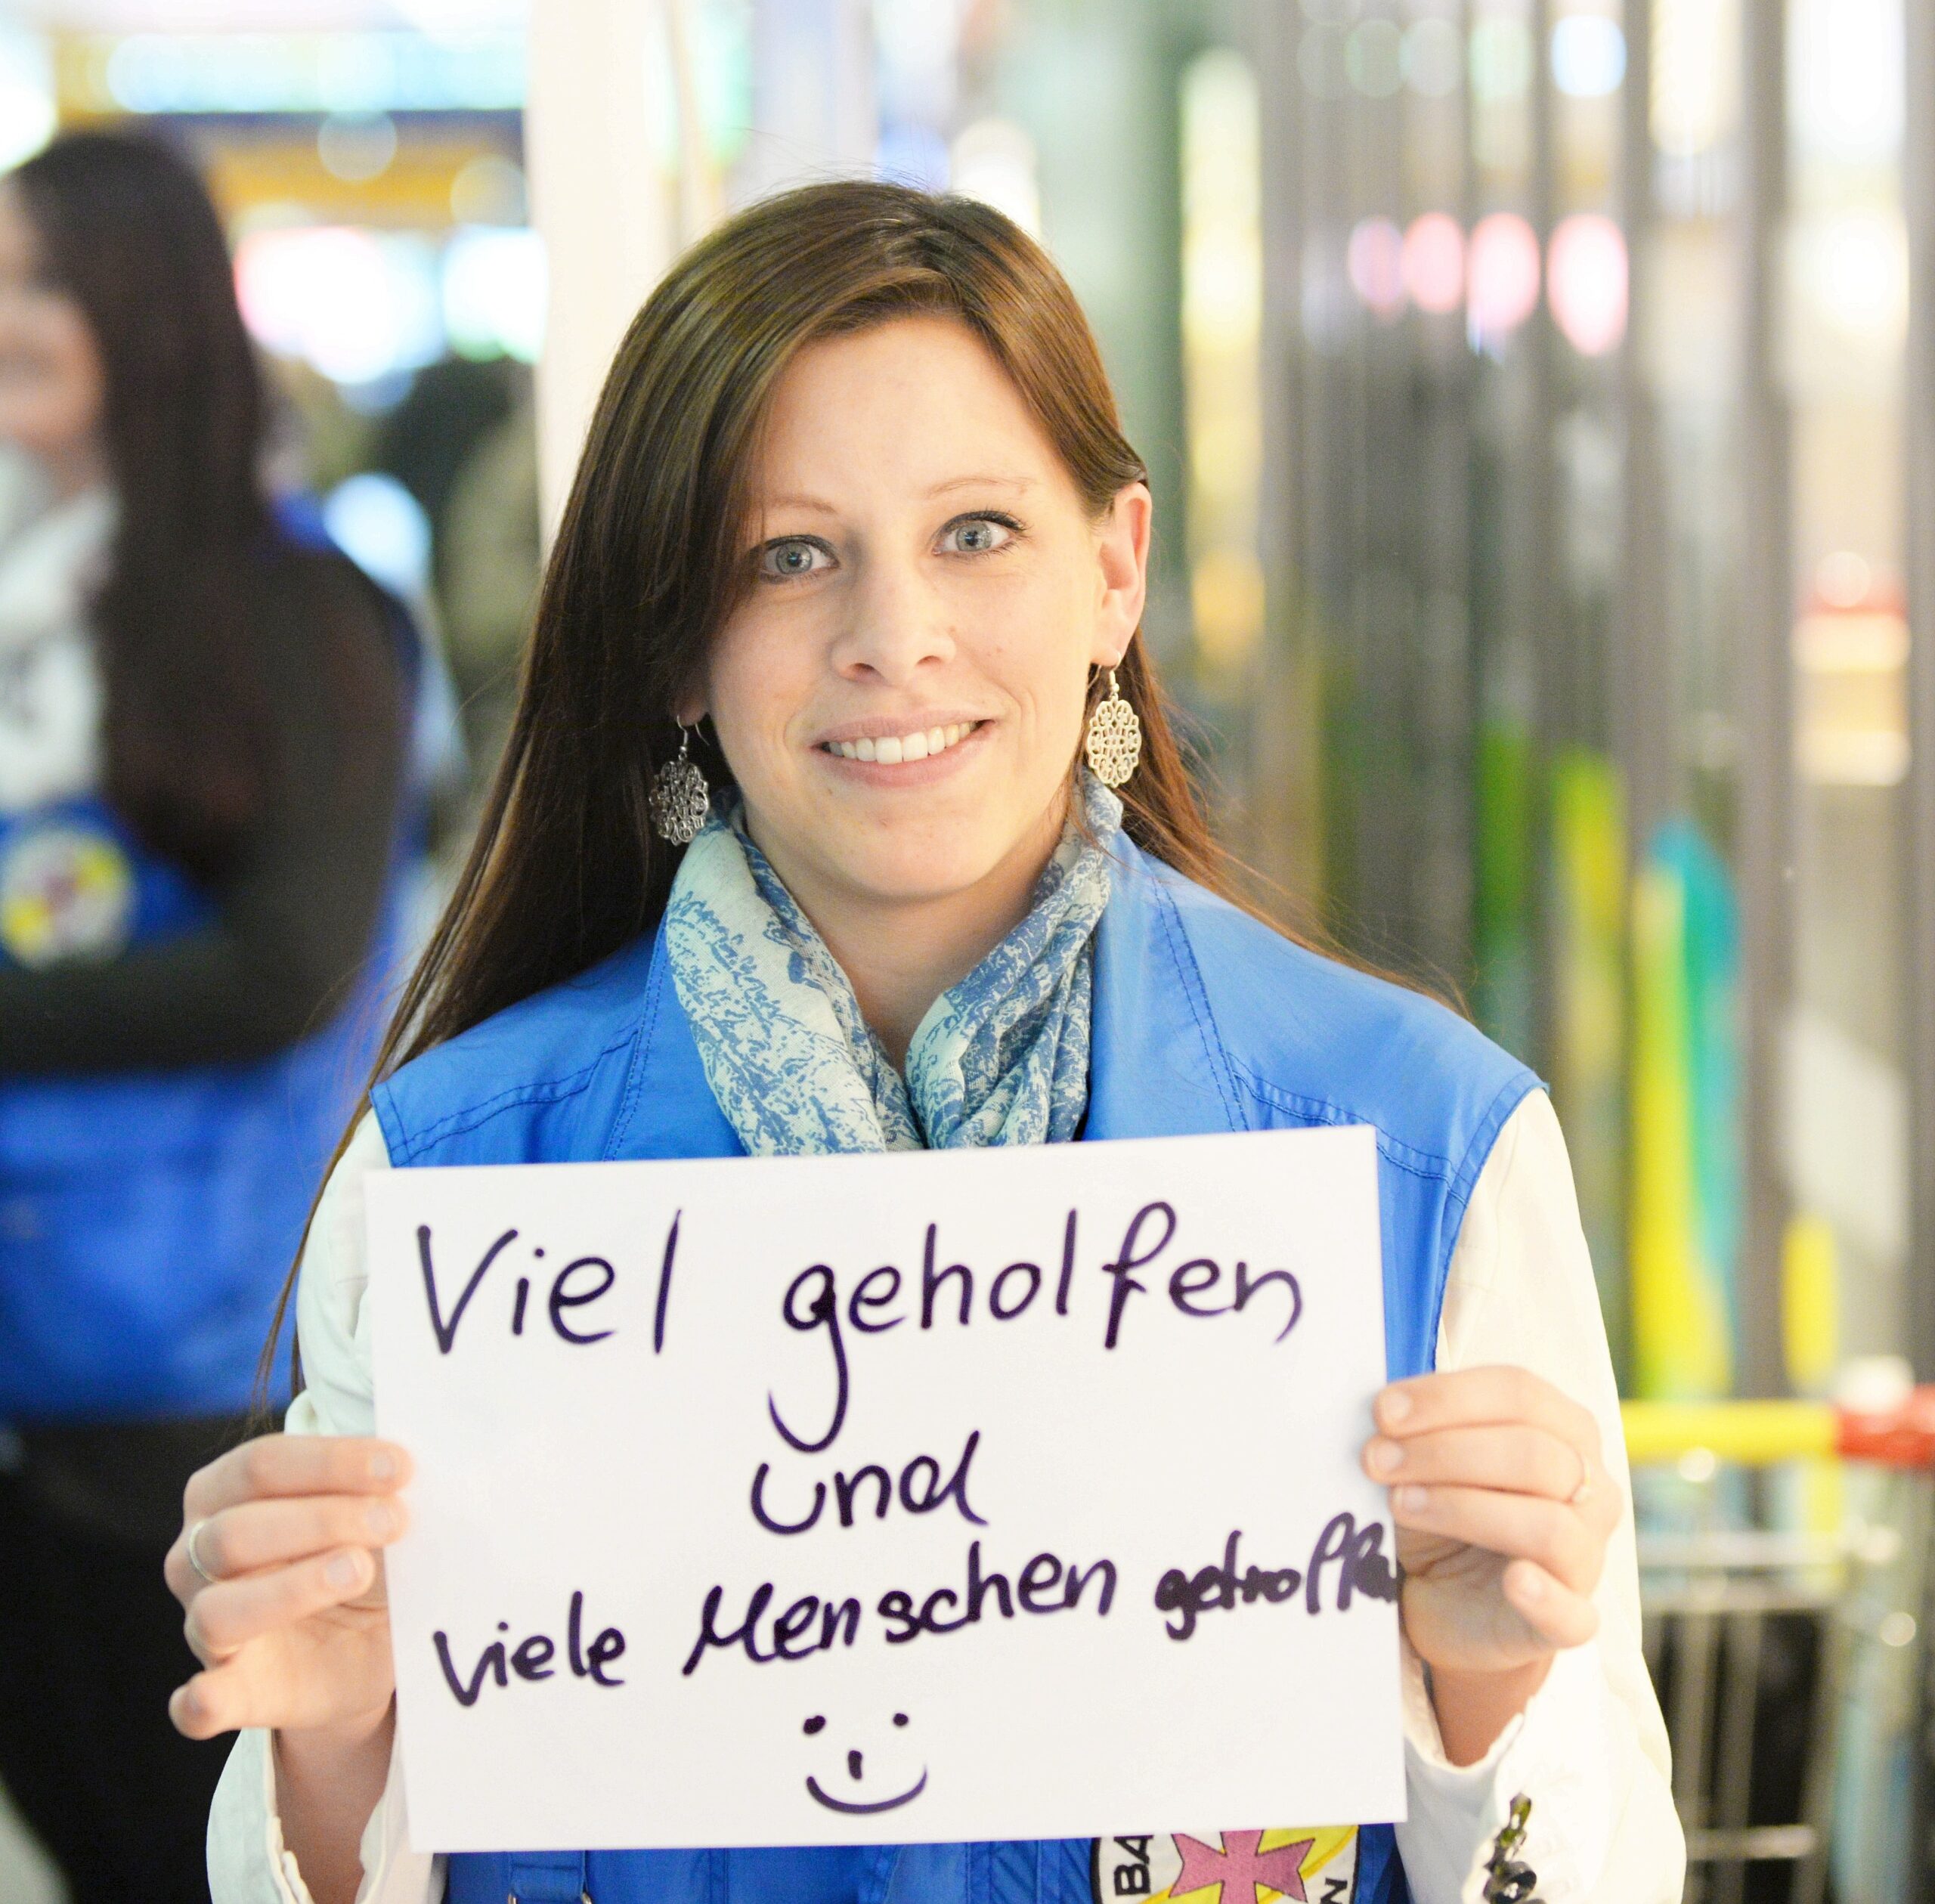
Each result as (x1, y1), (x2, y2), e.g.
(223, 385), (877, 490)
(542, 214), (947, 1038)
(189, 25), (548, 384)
(13, 129), (274, 883)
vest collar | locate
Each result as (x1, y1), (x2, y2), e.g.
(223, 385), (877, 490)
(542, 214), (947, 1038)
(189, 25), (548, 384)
(613, 833), (1246, 1159)
(607, 923), (745, 1161)
(1085, 835), (1247, 1141)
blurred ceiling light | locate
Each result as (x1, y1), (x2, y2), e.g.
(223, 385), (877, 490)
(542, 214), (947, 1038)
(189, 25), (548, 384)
(1548, 212), (1628, 354)
(98, 30), (522, 116)
(448, 153), (527, 226)
(873, 0), (961, 128)
(317, 110), (397, 183)
(1469, 17), (1533, 104)
(1816, 550), (1875, 611)
(1346, 19), (1404, 98)
(1346, 216), (1406, 317)
(1402, 211), (1465, 314)
(1796, 609), (1909, 672)
(1796, 599), (1909, 785)
(1466, 211), (1541, 342)
(1181, 42), (1263, 670)
(236, 226), (441, 385)
(442, 225), (546, 363)
(1181, 48), (1262, 352)
(1791, 0), (1902, 164)
(0, 29), (55, 172)
(1402, 18), (1463, 98)
(1551, 14), (1626, 98)
(1791, 209), (1909, 349)
(950, 119), (1041, 239)
(388, 0), (529, 33)
(1651, 0), (1738, 158)
(322, 473), (432, 603)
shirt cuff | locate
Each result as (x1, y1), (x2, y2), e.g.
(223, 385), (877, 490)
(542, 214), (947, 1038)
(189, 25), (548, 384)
(205, 1729), (310, 1904)
(1396, 1640), (1615, 1904)
(203, 1723), (439, 1904)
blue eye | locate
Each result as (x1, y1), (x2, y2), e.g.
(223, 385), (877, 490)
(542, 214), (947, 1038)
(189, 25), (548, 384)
(943, 515), (1015, 555)
(759, 539), (830, 580)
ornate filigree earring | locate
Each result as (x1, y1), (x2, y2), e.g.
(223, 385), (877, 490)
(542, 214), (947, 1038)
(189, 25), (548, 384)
(1084, 669), (1142, 788)
(649, 724), (711, 844)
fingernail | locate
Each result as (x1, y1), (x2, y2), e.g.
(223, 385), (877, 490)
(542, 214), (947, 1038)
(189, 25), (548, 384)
(1380, 1389), (1413, 1426)
(1395, 1484), (1429, 1514)
(1517, 1568), (1546, 1602)
(365, 1503), (398, 1540)
(369, 1451), (396, 1483)
(325, 1550), (364, 1590)
(1366, 1438), (1404, 1477)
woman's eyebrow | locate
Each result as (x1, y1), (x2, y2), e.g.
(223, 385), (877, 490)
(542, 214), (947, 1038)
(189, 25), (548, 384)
(924, 472), (1036, 497)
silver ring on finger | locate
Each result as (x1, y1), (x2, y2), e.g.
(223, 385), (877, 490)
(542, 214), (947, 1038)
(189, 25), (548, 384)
(186, 1518), (221, 1587)
(1566, 1444), (1593, 1507)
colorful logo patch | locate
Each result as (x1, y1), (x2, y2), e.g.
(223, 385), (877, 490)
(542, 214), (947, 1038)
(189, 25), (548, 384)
(0, 821), (135, 968)
(1091, 1828), (1358, 1904)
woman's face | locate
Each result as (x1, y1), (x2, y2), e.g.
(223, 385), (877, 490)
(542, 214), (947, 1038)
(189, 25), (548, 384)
(690, 315), (1150, 921)
(0, 183), (106, 483)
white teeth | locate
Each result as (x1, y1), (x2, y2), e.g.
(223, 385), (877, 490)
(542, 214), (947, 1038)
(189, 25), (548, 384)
(827, 720), (980, 764)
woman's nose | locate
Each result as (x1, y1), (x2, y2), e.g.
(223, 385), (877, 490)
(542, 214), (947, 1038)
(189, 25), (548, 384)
(831, 560), (955, 685)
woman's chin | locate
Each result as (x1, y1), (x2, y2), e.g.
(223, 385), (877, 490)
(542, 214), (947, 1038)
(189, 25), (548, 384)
(800, 822), (1039, 914)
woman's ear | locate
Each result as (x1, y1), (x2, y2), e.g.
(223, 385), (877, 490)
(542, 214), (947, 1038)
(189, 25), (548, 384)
(1090, 481), (1152, 669)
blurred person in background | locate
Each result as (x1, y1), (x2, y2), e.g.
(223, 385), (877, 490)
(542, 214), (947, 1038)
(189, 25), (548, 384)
(0, 130), (412, 1901)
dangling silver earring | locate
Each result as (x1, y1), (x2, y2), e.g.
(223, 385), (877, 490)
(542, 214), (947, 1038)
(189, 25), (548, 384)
(1084, 669), (1142, 788)
(649, 724), (711, 844)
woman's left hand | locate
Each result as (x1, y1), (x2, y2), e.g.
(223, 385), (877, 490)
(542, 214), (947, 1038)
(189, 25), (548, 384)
(1362, 1365), (1622, 1697)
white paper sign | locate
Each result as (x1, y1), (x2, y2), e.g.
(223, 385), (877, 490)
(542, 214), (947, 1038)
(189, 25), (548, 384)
(368, 1125), (1404, 1853)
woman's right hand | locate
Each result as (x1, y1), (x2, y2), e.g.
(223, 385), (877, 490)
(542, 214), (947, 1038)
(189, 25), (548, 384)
(164, 1434), (411, 1744)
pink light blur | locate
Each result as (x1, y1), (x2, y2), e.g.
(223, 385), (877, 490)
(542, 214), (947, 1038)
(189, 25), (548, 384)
(1466, 212), (1541, 339)
(1548, 213), (1629, 356)
(1346, 216), (1407, 318)
(1402, 212), (1465, 315)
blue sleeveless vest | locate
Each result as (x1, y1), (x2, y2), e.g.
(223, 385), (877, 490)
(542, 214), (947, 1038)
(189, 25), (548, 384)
(0, 514), (420, 1421)
(373, 838), (1538, 1904)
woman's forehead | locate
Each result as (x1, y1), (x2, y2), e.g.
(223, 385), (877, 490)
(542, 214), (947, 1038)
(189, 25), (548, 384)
(751, 317), (1064, 505)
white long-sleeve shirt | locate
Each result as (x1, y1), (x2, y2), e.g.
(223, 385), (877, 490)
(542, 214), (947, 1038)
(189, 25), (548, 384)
(208, 1090), (1683, 1904)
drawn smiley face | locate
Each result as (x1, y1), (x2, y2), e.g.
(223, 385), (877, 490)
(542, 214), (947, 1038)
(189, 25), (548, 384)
(800, 1709), (929, 1814)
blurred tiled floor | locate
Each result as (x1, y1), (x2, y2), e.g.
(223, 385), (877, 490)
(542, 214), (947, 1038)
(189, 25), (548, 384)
(0, 1783), (65, 1903)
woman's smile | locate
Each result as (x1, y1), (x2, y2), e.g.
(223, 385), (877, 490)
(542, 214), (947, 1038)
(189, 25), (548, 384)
(816, 716), (991, 781)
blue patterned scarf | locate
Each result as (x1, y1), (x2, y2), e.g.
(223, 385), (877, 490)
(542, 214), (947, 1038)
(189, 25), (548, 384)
(664, 774), (1122, 1155)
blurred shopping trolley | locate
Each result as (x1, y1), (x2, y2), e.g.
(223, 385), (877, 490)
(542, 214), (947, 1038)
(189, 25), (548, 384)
(1622, 1392), (1935, 1904)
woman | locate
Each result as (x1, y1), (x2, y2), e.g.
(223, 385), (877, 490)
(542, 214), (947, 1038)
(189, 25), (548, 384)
(172, 183), (1682, 1903)
(0, 132), (410, 1900)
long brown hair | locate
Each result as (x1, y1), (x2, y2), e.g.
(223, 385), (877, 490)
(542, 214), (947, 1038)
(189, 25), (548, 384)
(13, 131), (276, 882)
(391, 180), (1246, 1070)
(267, 179), (1269, 1389)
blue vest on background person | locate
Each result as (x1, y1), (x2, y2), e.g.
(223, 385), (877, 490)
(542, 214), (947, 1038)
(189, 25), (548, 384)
(0, 507), (422, 1423)
(373, 837), (1539, 1904)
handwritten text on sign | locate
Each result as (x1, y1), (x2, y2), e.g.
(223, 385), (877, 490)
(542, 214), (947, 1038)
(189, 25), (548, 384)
(367, 1125), (1404, 1852)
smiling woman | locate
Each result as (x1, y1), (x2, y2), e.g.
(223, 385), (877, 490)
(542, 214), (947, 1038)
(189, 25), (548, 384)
(175, 181), (1680, 1904)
